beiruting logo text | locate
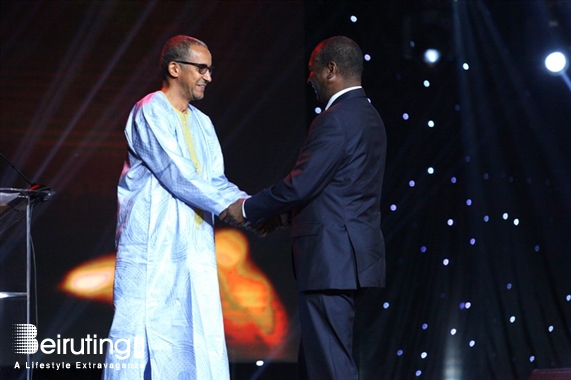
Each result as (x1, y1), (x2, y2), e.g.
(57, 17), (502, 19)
(12, 324), (144, 360)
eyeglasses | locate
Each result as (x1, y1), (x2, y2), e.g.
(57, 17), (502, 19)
(174, 61), (214, 75)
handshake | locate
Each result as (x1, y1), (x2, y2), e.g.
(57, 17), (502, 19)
(219, 198), (287, 237)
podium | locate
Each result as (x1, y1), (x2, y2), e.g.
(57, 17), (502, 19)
(0, 187), (54, 379)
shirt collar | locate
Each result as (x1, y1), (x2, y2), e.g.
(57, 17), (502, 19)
(324, 86), (362, 110)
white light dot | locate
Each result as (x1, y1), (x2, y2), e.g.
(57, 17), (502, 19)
(423, 80), (430, 87)
(465, 302), (471, 309)
(529, 356), (535, 362)
(510, 316), (516, 323)
(314, 107), (322, 114)
(383, 302), (390, 309)
(466, 199), (472, 206)
(420, 352), (428, 359)
(450, 328), (457, 335)
(447, 219), (454, 226)
(503, 213), (509, 220)
(484, 215), (490, 222)
(390, 204), (397, 211)
(451, 177), (457, 184)
(428, 120), (435, 128)
(548, 325), (554, 332)
(422, 323), (428, 330)
(443, 258), (450, 266)
(469, 238), (476, 245)
(513, 218), (520, 226)
(463, 63), (470, 70)
(397, 349), (404, 356)
(256, 360), (264, 366)
(409, 180), (416, 187)
(545, 51), (567, 73)
(350, 15), (358, 22)
(364, 54), (371, 61)
(402, 113), (409, 120)
(424, 49), (441, 64)
(469, 340), (475, 347)
(427, 167), (434, 174)
(566, 295), (571, 302)
(416, 370), (422, 377)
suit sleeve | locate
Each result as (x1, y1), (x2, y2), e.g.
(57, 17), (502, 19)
(245, 112), (345, 224)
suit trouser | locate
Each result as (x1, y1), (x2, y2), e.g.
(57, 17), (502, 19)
(297, 288), (367, 380)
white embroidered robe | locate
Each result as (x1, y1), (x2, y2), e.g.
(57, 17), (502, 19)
(103, 91), (246, 379)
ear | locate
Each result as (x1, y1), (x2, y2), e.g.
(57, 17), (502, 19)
(168, 61), (181, 78)
(326, 62), (337, 80)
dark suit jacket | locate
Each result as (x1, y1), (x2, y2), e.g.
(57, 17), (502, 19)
(245, 88), (387, 291)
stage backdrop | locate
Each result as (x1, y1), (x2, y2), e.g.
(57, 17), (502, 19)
(0, 0), (306, 366)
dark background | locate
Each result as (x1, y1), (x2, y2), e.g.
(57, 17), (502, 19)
(1, 1), (570, 379)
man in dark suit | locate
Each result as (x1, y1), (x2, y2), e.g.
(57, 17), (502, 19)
(222, 36), (387, 380)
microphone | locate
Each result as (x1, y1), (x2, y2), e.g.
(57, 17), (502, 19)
(28, 183), (55, 202)
(0, 152), (55, 202)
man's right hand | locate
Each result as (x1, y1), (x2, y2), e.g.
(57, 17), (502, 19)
(221, 198), (246, 226)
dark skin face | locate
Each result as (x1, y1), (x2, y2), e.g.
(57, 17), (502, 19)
(307, 49), (334, 104)
(307, 46), (361, 105)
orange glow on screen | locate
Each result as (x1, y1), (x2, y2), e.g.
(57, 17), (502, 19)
(215, 229), (289, 358)
(60, 229), (289, 359)
(60, 254), (115, 303)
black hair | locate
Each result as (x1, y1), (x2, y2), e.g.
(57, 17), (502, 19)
(314, 36), (363, 79)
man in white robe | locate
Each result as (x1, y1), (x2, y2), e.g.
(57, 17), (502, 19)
(103, 35), (246, 380)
